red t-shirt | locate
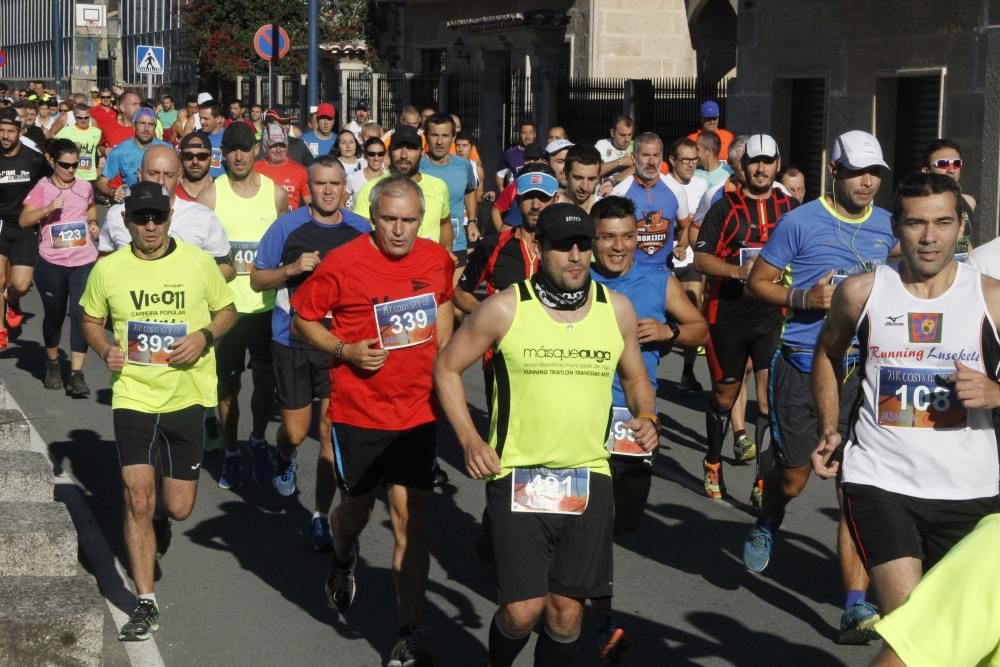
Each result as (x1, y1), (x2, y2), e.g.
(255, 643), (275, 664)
(290, 235), (455, 430)
(102, 122), (134, 149)
(175, 185), (196, 202)
(91, 105), (117, 130)
(254, 159), (309, 209)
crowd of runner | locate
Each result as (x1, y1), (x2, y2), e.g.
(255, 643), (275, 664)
(0, 79), (998, 667)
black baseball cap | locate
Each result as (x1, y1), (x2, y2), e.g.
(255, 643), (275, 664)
(0, 108), (20, 128)
(125, 182), (170, 215)
(392, 125), (422, 149)
(221, 121), (256, 151)
(179, 129), (211, 150)
(523, 142), (544, 161)
(536, 203), (595, 242)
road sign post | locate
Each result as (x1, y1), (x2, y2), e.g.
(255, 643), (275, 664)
(253, 24), (291, 108)
(135, 45), (165, 101)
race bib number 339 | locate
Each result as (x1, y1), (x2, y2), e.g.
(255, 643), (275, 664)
(374, 293), (437, 350)
(511, 467), (590, 515)
(876, 366), (966, 429)
(126, 321), (188, 366)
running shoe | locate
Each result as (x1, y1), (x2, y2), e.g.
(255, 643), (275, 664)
(153, 516), (172, 558)
(44, 360), (63, 390)
(218, 455), (242, 490)
(203, 413), (224, 452)
(273, 457), (298, 496)
(749, 478), (764, 512)
(118, 598), (159, 642)
(838, 601), (880, 644)
(703, 459), (723, 500)
(432, 465), (449, 488)
(678, 370), (703, 393)
(387, 626), (432, 667)
(696, 345), (706, 356)
(0, 328), (7, 351)
(743, 523), (773, 573)
(310, 516), (333, 552)
(733, 434), (757, 464)
(598, 623), (630, 666)
(325, 540), (359, 611)
(5, 294), (23, 329)
(251, 438), (273, 486)
(67, 371), (90, 398)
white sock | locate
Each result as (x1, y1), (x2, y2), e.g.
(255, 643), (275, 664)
(312, 511), (323, 520)
(138, 593), (157, 606)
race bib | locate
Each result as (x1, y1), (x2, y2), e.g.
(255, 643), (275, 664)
(79, 155), (93, 170)
(876, 366), (966, 429)
(831, 274), (849, 286)
(49, 220), (88, 249)
(605, 406), (647, 456)
(374, 293), (437, 350)
(126, 320), (188, 366)
(954, 252), (969, 263)
(231, 241), (258, 275)
(308, 142), (319, 157)
(739, 247), (761, 266)
(511, 467), (590, 515)
(211, 147), (222, 170)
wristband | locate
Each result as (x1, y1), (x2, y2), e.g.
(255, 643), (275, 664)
(787, 288), (809, 310)
(334, 340), (345, 360)
(198, 327), (214, 347)
(637, 412), (660, 427)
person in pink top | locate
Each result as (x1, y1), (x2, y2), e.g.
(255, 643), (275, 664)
(19, 138), (100, 396)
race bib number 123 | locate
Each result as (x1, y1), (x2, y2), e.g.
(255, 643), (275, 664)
(49, 220), (88, 249)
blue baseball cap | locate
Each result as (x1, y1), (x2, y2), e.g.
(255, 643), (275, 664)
(356, 101), (370, 110)
(700, 100), (720, 118)
(516, 171), (558, 197)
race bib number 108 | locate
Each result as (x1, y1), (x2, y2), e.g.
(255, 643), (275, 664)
(511, 467), (590, 515)
(373, 293), (437, 350)
(877, 366), (966, 429)
(126, 321), (188, 366)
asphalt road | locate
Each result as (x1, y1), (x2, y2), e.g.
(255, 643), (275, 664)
(3, 283), (882, 666)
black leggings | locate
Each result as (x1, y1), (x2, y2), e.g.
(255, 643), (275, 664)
(33, 257), (93, 354)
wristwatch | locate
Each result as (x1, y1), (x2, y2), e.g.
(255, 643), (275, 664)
(198, 328), (214, 347)
(666, 321), (681, 342)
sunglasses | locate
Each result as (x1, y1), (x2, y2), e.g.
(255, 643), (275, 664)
(546, 237), (593, 252)
(931, 158), (962, 169)
(56, 160), (80, 170)
(127, 212), (169, 226)
(75, 116), (90, 121)
(365, 151), (386, 158)
(100, 95), (112, 100)
(181, 151), (212, 162)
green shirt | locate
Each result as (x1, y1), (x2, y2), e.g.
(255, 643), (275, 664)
(55, 124), (102, 181)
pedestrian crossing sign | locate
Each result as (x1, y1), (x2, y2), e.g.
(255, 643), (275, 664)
(135, 45), (164, 75)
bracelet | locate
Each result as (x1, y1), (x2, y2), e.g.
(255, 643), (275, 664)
(637, 411), (660, 427)
(333, 340), (345, 360)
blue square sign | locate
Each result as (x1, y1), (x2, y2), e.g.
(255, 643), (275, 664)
(135, 45), (164, 75)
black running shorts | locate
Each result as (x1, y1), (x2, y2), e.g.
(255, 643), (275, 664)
(331, 422), (437, 496)
(610, 453), (653, 536)
(0, 225), (37, 267)
(843, 483), (999, 570)
(113, 406), (206, 481)
(705, 321), (780, 384)
(215, 311), (272, 378)
(271, 341), (331, 410)
(487, 471), (614, 605)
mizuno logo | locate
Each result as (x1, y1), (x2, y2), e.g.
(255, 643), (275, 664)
(887, 315), (903, 322)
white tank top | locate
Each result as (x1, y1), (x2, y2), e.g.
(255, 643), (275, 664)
(845, 262), (1000, 499)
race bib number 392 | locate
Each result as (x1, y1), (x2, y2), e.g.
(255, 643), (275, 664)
(49, 220), (88, 249)
(511, 467), (590, 515)
(606, 406), (646, 456)
(231, 241), (258, 276)
(126, 321), (188, 366)
(877, 366), (966, 429)
(373, 293), (437, 350)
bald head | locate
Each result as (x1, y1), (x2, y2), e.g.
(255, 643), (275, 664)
(140, 145), (182, 203)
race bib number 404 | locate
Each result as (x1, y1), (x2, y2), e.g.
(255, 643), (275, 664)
(511, 467), (590, 515)
(231, 241), (258, 276)
(126, 321), (188, 366)
(49, 220), (88, 250)
(877, 365), (966, 429)
(374, 293), (437, 350)
(605, 406), (647, 456)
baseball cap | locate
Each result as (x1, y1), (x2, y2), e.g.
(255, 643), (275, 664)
(392, 125), (422, 148)
(700, 100), (720, 118)
(745, 133), (780, 160)
(523, 143), (545, 161)
(263, 123), (288, 147)
(197, 92), (213, 105)
(179, 130), (211, 150)
(536, 203), (595, 242)
(264, 108), (292, 123)
(516, 171), (559, 197)
(221, 121), (256, 150)
(316, 102), (336, 119)
(0, 108), (20, 127)
(831, 130), (890, 170)
(90, 85), (100, 93)
(125, 182), (170, 215)
(356, 101), (370, 111)
(544, 139), (574, 157)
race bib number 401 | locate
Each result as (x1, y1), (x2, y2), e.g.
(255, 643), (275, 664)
(511, 467), (590, 515)
(49, 220), (88, 250)
(126, 321), (188, 366)
(605, 406), (647, 456)
(877, 366), (966, 429)
(374, 293), (437, 350)
(231, 241), (258, 276)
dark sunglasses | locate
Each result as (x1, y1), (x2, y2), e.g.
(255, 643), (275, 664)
(75, 115), (90, 121)
(127, 212), (169, 225)
(546, 237), (593, 252)
(931, 158), (962, 169)
(180, 151), (211, 162)
(100, 95), (112, 100)
(56, 160), (80, 170)
(365, 151), (386, 158)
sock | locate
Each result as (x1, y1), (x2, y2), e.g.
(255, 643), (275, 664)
(138, 593), (157, 606)
(705, 401), (731, 464)
(488, 614), (530, 667)
(533, 626), (579, 667)
(224, 449), (240, 458)
(733, 428), (746, 441)
(313, 510), (323, 520)
(845, 590), (866, 609)
(278, 448), (296, 462)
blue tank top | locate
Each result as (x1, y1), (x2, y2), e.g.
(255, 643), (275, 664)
(619, 178), (681, 272)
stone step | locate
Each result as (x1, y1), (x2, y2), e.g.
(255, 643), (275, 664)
(0, 408), (30, 451)
(0, 502), (77, 576)
(0, 575), (102, 666)
(0, 450), (53, 502)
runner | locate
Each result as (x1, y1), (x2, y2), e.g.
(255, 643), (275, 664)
(779, 166), (807, 203)
(687, 100), (735, 162)
(198, 122), (288, 490)
(742, 130), (895, 644)
(80, 181), (237, 642)
(157, 95), (177, 141)
(343, 101), (370, 142)
(500, 118), (538, 179)
(249, 104), (264, 141)
(810, 172), (1000, 618)
(18, 138), (99, 394)
(263, 109), (315, 167)
(97, 108), (168, 203)
(99, 91), (141, 149)
(490, 143), (546, 231)
(254, 123), (310, 210)
(291, 176), (455, 666)
(561, 145), (602, 213)
(251, 155), (370, 547)
(420, 112), (478, 270)
(694, 130), (730, 194)
(346, 137), (386, 210)
(175, 131), (215, 202)
(920, 139), (975, 253)
(171, 96), (200, 143)
(90, 88), (117, 130)
(198, 101), (227, 179)
(301, 102), (338, 158)
(692, 134), (795, 501)
(55, 103), (102, 188)
(433, 202), (658, 667)
(588, 195), (708, 663)
(595, 115), (635, 190)
(335, 130), (365, 179)
(0, 108), (49, 350)
(546, 139), (574, 190)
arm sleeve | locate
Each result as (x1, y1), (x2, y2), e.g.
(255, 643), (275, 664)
(290, 256), (341, 321)
(79, 262), (108, 319)
(495, 184), (516, 214)
(253, 219), (285, 270)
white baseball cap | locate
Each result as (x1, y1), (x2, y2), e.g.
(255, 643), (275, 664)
(745, 133), (779, 159)
(196, 92), (213, 105)
(831, 130), (890, 170)
(544, 139), (574, 157)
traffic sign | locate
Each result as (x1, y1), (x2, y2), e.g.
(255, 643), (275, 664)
(0, 51), (7, 69)
(135, 45), (164, 76)
(254, 25), (290, 61)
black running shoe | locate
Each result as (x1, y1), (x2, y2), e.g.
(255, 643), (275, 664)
(325, 540), (359, 612)
(67, 370), (90, 398)
(118, 599), (159, 641)
(387, 626), (432, 667)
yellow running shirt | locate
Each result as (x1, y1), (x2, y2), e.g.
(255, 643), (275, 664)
(352, 172), (450, 243)
(80, 239), (234, 413)
(214, 173), (279, 313)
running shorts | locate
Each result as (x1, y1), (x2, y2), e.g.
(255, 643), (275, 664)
(113, 406), (206, 481)
(610, 453), (653, 536)
(272, 341), (331, 410)
(706, 321), (780, 384)
(215, 311), (272, 378)
(0, 225), (37, 267)
(331, 422), (437, 496)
